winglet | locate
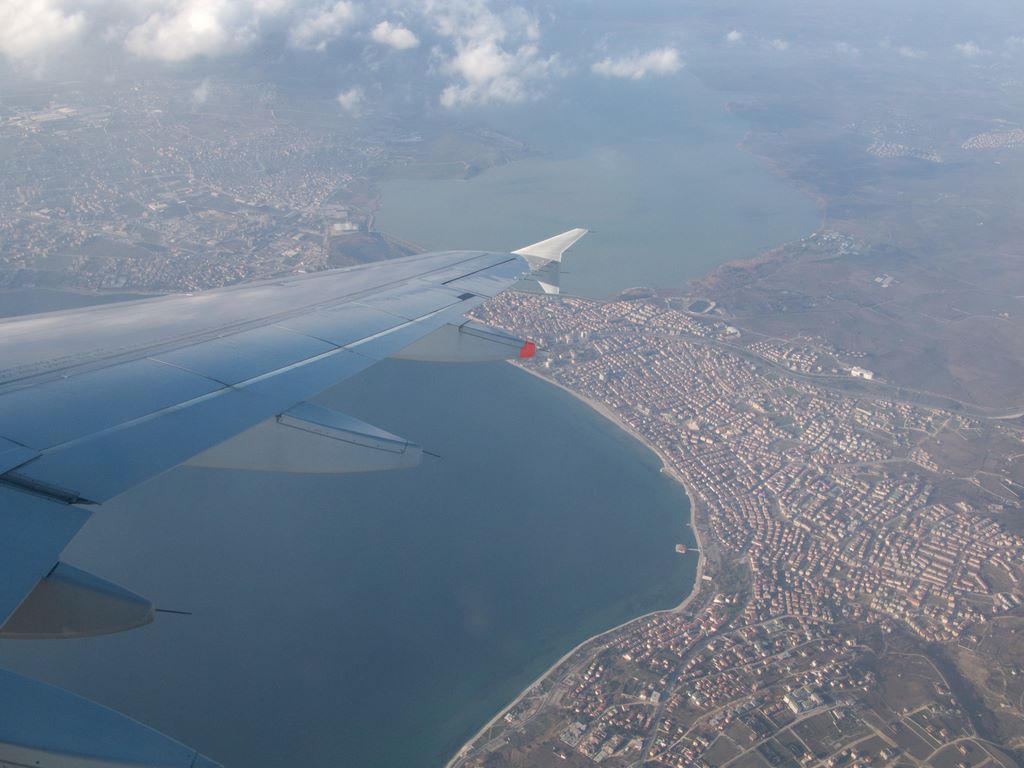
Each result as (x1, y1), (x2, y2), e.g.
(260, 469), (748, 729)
(513, 228), (588, 270)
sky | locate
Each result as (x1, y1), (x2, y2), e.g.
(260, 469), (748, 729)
(2, 0), (1023, 116)
(0, 0), (686, 109)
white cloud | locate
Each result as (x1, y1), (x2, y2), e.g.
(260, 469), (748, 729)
(0, 0), (84, 64)
(124, 0), (273, 62)
(591, 47), (682, 80)
(0, 0), (555, 102)
(834, 42), (859, 56)
(370, 20), (418, 50)
(288, 1), (358, 52)
(767, 38), (790, 52)
(954, 41), (985, 58)
(440, 40), (553, 107)
(725, 30), (743, 44)
(336, 85), (363, 113)
(428, 0), (557, 108)
(191, 77), (211, 105)
(0, 0), (320, 65)
(898, 45), (925, 59)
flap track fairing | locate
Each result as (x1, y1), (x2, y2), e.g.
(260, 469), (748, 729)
(187, 403), (422, 474)
(0, 562), (153, 640)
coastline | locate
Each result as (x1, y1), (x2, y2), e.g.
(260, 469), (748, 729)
(446, 362), (709, 768)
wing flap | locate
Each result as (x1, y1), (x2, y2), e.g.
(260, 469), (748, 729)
(0, 667), (220, 767)
(0, 437), (36, 475)
(0, 485), (91, 629)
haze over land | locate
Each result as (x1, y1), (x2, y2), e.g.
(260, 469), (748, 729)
(4, 2), (1024, 768)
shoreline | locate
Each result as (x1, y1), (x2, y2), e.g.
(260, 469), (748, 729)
(445, 363), (709, 768)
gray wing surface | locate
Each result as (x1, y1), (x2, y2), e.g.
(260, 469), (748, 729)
(0, 232), (586, 767)
(0, 249), (524, 506)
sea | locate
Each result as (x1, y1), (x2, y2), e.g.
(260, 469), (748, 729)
(0, 70), (816, 767)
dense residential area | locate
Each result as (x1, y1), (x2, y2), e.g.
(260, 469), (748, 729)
(0, 81), (519, 292)
(454, 291), (1024, 768)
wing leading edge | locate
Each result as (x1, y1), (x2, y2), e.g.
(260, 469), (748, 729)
(0, 229), (586, 765)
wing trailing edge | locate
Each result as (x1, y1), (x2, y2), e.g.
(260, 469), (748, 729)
(392, 320), (536, 363)
(0, 668), (220, 768)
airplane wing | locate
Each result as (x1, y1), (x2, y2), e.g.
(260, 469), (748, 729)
(0, 231), (585, 767)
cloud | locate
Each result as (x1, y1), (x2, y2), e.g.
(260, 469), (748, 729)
(897, 45), (925, 59)
(428, 0), (557, 108)
(288, 1), (358, 52)
(725, 30), (743, 44)
(370, 20), (418, 50)
(439, 40), (553, 107)
(954, 41), (985, 58)
(191, 77), (211, 105)
(0, 0), (556, 110)
(0, 0), (319, 66)
(124, 1), (273, 62)
(767, 38), (790, 52)
(0, 0), (85, 64)
(591, 47), (683, 80)
(834, 42), (859, 56)
(336, 85), (363, 113)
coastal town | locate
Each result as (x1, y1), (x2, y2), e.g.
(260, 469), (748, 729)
(452, 290), (1024, 768)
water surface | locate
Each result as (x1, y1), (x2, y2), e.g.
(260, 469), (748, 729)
(376, 73), (820, 297)
(0, 293), (695, 766)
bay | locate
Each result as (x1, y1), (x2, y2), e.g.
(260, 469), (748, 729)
(376, 72), (820, 298)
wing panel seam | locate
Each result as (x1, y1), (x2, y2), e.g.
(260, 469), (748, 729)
(438, 256), (518, 285)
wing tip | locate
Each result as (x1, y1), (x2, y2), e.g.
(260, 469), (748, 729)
(512, 228), (588, 267)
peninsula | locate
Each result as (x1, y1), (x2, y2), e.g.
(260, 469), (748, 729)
(450, 284), (1024, 767)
